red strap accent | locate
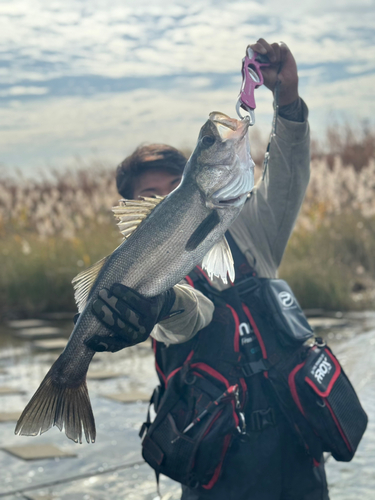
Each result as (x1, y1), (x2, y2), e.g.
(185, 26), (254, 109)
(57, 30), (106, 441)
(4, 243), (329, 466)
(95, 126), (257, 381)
(165, 350), (195, 387)
(190, 362), (230, 389)
(313, 458), (320, 467)
(190, 362), (239, 427)
(196, 265), (211, 282)
(202, 434), (232, 489)
(203, 409), (222, 438)
(288, 362), (307, 416)
(225, 304), (240, 353)
(166, 366), (182, 385)
(217, 305), (247, 407)
(239, 377), (247, 409)
(241, 304), (267, 359)
(186, 350), (195, 363)
(153, 339), (166, 386)
(184, 275), (195, 288)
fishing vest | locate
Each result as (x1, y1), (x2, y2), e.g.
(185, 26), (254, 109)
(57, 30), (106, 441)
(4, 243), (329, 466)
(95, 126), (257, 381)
(143, 233), (367, 489)
(153, 232), (278, 432)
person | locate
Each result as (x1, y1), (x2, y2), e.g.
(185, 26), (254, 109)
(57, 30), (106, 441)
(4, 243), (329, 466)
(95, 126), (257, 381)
(89, 39), (330, 500)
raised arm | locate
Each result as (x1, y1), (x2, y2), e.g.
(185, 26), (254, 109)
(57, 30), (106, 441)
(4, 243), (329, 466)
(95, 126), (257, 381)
(229, 39), (310, 278)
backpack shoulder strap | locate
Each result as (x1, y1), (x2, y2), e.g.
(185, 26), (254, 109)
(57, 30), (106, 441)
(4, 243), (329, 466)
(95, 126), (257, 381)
(225, 231), (257, 279)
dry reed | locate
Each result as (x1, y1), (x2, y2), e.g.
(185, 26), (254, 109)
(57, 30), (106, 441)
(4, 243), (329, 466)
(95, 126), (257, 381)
(1, 126), (374, 317)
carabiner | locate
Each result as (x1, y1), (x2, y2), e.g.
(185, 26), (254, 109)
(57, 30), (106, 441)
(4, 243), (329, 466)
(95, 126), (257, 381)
(236, 46), (270, 124)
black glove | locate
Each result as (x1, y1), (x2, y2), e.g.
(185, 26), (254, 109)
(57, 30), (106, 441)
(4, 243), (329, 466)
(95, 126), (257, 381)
(83, 283), (175, 352)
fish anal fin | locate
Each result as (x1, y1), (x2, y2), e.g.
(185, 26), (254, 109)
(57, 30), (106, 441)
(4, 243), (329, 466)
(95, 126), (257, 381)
(202, 236), (235, 284)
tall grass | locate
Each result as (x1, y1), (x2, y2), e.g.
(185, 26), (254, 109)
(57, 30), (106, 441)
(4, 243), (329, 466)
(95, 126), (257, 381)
(0, 167), (122, 318)
(279, 211), (375, 310)
(1, 126), (375, 318)
(279, 124), (375, 310)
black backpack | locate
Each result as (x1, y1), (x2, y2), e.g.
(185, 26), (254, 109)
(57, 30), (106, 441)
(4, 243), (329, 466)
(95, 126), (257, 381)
(140, 332), (246, 489)
(140, 233), (368, 487)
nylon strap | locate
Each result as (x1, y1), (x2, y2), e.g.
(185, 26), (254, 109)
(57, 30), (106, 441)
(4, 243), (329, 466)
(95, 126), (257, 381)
(225, 231), (257, 279)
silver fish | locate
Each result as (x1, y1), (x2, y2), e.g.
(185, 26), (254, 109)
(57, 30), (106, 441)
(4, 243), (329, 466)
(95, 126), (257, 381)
(15, 112), (254, 444)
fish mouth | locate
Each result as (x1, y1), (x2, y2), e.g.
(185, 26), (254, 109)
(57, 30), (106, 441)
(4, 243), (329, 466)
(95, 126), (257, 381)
(209, 111), (250, 141)
(206, 111), (253, 209)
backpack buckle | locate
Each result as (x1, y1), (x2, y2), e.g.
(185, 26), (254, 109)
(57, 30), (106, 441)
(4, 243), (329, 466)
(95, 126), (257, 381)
(249, 408), (276, 431)
(240, 359), (269, 377)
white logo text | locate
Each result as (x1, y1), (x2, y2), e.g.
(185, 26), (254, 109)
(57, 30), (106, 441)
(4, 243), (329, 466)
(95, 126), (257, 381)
(313, 356), (332, 384)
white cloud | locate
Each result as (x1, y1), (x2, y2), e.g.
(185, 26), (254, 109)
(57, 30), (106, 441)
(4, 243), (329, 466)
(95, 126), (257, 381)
(0, 0), (372, 82)
(1, 67), (374, 174)
(0, 86), (273, 172)
(0, 86), (49, 96)
(0, 0), (374, 171)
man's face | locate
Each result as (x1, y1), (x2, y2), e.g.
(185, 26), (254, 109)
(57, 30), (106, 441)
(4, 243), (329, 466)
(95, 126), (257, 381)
(133, 170), (182, 199)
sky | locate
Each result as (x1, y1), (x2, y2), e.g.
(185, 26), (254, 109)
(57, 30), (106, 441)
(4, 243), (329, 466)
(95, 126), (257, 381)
(0, 0), (374, 175)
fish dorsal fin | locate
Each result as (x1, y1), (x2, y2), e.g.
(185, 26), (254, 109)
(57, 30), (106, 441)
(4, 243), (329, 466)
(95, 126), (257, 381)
(72, 196), (165, 313)
(72, 255), (110, 312)
(201, 236), (235, 284)
(112, 196), (164, 238)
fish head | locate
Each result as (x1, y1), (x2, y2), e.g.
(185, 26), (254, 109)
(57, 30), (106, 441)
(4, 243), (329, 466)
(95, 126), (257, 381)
(185, 112), (254, 210)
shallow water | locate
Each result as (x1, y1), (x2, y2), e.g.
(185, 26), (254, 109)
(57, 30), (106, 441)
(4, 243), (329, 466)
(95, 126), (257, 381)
(0, 313), (374, 500)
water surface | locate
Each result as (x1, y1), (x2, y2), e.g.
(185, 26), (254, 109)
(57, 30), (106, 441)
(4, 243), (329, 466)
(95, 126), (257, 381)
(0, 313), (374, 499)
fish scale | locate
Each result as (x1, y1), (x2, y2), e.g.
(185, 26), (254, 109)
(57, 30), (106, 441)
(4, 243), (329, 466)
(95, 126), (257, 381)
(15, 111), (254, 444)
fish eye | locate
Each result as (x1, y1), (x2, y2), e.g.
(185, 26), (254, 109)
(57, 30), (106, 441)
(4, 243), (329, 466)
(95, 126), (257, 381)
(202, 136), (215, 147)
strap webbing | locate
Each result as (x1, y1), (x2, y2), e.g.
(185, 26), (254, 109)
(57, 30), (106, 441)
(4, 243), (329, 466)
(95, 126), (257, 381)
(225, 231), (257, 279)
(240, 358), (270, 377)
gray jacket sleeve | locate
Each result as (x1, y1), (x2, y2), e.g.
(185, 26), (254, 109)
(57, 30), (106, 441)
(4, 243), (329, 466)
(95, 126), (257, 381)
(229, 99), (310, 278)
(151, 282), (214, 346)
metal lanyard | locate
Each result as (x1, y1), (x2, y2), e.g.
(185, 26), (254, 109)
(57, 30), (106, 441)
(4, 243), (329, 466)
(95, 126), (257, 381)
(262, 79), (280, 180)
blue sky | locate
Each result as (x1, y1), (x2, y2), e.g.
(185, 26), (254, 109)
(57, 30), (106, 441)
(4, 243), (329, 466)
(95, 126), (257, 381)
(1, 0), (375, 175)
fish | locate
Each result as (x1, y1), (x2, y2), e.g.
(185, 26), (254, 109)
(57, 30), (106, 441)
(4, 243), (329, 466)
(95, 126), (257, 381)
(15, 111), (254, 444)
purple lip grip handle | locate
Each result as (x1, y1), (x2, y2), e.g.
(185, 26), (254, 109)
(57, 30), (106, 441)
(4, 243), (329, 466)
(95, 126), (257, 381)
(237, 47), (270, 120)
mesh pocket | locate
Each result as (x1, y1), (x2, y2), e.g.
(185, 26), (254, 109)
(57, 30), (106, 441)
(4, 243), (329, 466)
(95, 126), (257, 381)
(292, 346), (368, 462)
(142, 370), (239, 486)
(325, 374), (368, 457)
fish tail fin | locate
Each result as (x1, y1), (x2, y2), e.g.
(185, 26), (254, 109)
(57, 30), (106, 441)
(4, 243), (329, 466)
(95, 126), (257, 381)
(15, 370), (96, 444)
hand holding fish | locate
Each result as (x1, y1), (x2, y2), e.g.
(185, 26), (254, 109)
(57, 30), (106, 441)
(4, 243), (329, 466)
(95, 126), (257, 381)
(249, 38), (299, 107)
(86, 284), (176, 352)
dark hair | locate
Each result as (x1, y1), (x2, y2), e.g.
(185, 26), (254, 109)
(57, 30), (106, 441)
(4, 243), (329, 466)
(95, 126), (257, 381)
(116, 144), (187, 199)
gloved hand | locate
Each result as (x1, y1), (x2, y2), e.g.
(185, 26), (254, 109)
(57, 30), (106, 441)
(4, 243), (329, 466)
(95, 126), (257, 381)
(249, 39), (299, 107)
(82, 283), (176, 352)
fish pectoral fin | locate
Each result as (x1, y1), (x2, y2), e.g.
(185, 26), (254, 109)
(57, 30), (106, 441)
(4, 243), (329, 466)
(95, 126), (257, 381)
(201, 236), (235, 284)
(72, 255), (110, 313)
(112, 196), (165, 238)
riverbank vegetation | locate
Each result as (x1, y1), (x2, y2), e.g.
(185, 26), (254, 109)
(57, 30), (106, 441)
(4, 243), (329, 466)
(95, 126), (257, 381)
(1, 125), (375, 318)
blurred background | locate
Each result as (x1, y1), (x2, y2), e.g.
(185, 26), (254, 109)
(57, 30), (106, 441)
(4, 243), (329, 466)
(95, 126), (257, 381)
(0, 1), (374, 499)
